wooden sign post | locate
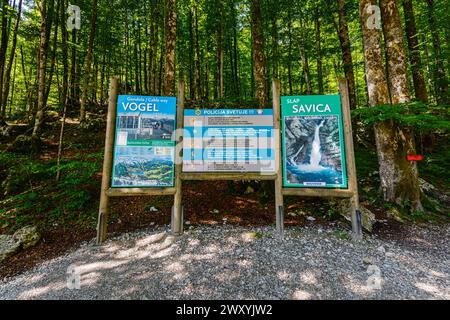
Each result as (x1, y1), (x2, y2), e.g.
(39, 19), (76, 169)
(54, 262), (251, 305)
(171, 81), (185, 235)
(273, 78), (363, 240)
(97, 77), (361, 245)
(96, 78), (184, 244)
(273, 80), (284, 236)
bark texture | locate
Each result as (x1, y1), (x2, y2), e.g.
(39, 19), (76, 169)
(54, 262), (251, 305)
(360, 0), (423, 211)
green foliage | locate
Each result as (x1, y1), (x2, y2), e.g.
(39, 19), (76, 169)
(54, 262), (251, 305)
(0, 151), (102, 233)
(352, 102), (450, 131)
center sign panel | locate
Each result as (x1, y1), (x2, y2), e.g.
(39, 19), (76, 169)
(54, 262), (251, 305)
(183, 109), (275, 173)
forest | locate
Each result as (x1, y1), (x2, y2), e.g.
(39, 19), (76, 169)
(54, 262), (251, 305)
(0, 0), (448, 276)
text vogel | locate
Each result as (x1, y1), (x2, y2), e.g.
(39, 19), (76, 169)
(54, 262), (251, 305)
(122, 102), (159, 112)
(292, 104), (331, 113)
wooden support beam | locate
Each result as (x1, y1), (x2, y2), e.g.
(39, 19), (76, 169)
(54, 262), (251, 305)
(96, 76), (119, 244)
(272, 79), (284, 236)
(282, 188), (354, 198)
(180, 172), (277, 181)
(339, 78), (362, 240)
(106, 188), (176, 197)
(171, 80), (185, 235)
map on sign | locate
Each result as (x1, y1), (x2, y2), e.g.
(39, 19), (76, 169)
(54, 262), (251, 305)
(281, 95), (348, 189)
(111, 95), (176, 187)
(183, 109), (275, 173)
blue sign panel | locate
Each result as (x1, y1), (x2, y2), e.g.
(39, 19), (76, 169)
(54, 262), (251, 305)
(183, 109), (275, 173)
(111, 95), (176, 187)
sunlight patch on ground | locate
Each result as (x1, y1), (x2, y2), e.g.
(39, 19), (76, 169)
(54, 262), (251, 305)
(415, 282), (450, 299)
(292, 289), (312, 300)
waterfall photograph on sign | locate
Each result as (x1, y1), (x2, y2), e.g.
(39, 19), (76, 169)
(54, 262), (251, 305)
(284, 115), (346, 188)
(282, 95), (348, 189)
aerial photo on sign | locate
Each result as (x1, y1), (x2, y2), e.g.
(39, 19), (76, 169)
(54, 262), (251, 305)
(183, 109), (275, 173)
(282, 95), (347, 189)
(111, 95), (176, 187)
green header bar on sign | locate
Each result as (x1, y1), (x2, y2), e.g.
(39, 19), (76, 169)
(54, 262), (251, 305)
(281, 95), (348, 189)
(127, 140), (175, 147)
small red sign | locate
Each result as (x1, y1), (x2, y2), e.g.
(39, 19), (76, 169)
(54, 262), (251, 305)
(407, 155), (424, 161)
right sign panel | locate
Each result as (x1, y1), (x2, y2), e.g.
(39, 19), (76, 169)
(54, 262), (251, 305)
(281, 95), (348, 189)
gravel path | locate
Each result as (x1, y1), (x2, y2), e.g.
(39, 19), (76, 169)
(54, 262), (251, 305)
(0, 223), (449, 300)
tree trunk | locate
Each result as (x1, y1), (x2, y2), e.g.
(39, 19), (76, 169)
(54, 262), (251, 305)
(337, 0), (357, 109)
(164, 0), (176, 96)
(402, 0), (427, 102)
(69, 27), (77, 110)
(287, 11), (293, 95)
(45, 0), (59, 106)
(315, 8), (324, 94)
(271, 14), (278, 80)
(2, 0), (23, 119)
(0, 0), (10, 124)
(426, 0), (448, 104)
(380, 0), (422, 211)
(360, 0), (423, 212)
(32, 0), (54, 139)
(217, 2), (224, 99)
(80, 0), (97, 123)
(193, 7), (201, 100)
(60, 0), (69, 112)
(250, 0), (267, 105)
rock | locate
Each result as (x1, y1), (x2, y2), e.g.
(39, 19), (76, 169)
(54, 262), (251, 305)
(386, 208), (404, 223)
(331, 199), (376, 232)
(148, 206), (158, 212)
(419, 178), (450, 207)
(306, 216), (316, 221)
(0, 235), (21, 263)
(185, 221), (191, 226)
(7, 135), (42, 154)
(359, 206), (376, 233)
(13, 226), (41, 249)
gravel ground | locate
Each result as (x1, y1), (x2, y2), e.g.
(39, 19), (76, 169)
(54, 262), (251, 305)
(0, 223), (449, 300)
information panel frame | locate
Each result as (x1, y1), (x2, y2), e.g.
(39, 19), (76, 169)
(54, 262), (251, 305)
(182, 108), (276, 174)
(281, 95), (348, 189)
(110, 95), (177, 188)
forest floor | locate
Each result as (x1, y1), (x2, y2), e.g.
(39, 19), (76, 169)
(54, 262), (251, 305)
(0, 223), (448, 300)
(0, 115), (449, 288)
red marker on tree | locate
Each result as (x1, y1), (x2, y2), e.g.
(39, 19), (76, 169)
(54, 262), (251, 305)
(407, 155), (424, 161)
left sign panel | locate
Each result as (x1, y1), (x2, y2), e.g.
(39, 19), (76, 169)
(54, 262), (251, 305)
(111, 95), (176, 188)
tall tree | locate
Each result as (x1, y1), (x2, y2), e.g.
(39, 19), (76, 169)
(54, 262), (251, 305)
(0, 0), (10, 125)
(80, 0), (98, 123)
(380, 0), (422, 211)
(193, 7), (201, 99)
(336, 0), (357, 109)
(250, 0), (267, 104)
(164, 0), (176, 96)
(315, 8), (324, 94)
(426, 0), (448, 104)
(32, 0), (55, 139)
(1, 0), (23, 120)
(360, 0), (422, 211)
(402, 0), (427, 102)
